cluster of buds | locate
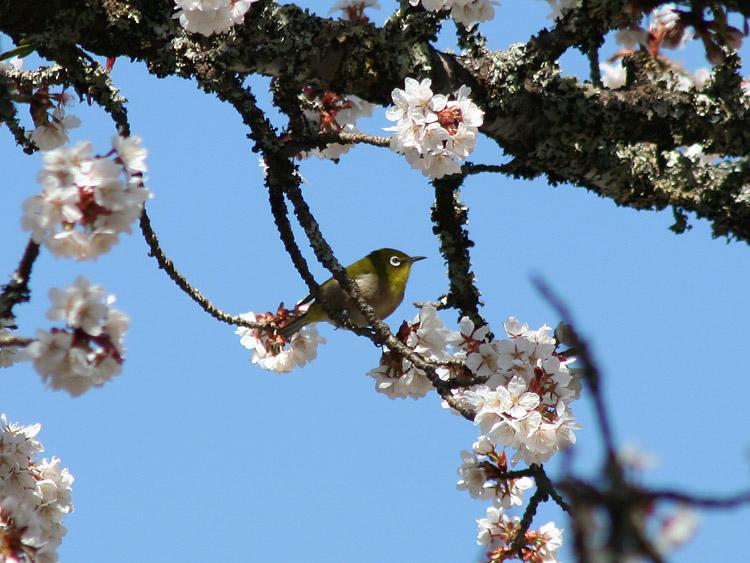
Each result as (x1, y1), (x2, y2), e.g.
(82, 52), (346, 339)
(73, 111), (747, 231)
(298, 87), (375, 160)
(22, 277), (129, 396)
(21, 136), (150, 260)
(236, 303), (325, 373)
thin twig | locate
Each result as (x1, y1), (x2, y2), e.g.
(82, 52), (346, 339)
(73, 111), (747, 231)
(509, 464), (571, 557)
(280, 131), (390, 156)
(0, 239), (40, 322)
(647, 488), (750, 509)
(266, 178), (321, 297)
(138, 208), (269, 329)
(0, 336), (32, 348)
(270, 76), (307, 137)
(461, 162), (514, 176)
(510, 487), (546, 554)
(532, 277), (618, 465)
(534, 464), (572, 514)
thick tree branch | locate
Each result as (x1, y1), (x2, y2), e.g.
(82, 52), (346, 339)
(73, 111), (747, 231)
(2, 2), (750, 243)
(431, 174), (486, 327)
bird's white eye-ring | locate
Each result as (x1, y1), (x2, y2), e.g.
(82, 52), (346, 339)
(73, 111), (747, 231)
(390, 256), (402, 267)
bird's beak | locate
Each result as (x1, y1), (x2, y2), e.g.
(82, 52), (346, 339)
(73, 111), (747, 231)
(409, 256), (426, 263)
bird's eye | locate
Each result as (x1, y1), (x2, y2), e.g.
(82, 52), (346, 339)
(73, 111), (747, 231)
(390, 256), (401, 267)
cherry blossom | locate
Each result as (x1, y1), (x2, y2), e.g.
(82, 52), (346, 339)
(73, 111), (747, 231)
(600, 61), (627, 89)
(456, 451), (494, 500)
(27, 106), (81, 151)
(24, 278), (128, 396)
(299, 88), (376, 160)
(0, 415), (73, 563)
(174, 0), (258, 36)
(386, 79), (483, 179)
(367, 359), (434, 399)
(409, 0), (494, 26)
(21, 137), (151, 260)
(236, 307), (325, 373)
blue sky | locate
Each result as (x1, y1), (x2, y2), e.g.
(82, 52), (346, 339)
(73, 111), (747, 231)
(2, 1), (750, 562)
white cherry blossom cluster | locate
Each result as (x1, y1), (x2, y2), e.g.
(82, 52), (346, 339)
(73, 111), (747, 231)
(458, 317), (580, 465)
(367, 304), (454, 399)
(24, 277), (129, 396)
(0, 414), (73, 563)
(21, 136), (150, 260)
(476, 507), (563, 560)
(28, 105), (81, 152)
(386, 78), (484, 179)
(601, 4), (716, 92)
(299, 88), (376, 160)
(457, 438), (533, 505)
(367, 306), (580, 463)
(174, 0), (258, 36)
(26, 89), (81, 152)
(459, 429), (564, 554)
(236, 307), (325, 373)
(408, 0), (494, 26)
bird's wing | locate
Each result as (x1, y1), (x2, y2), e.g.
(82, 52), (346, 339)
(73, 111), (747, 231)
(296, 293), (315, 308)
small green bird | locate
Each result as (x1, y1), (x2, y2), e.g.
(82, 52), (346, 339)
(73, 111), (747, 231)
(279, 248), (425, 338)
